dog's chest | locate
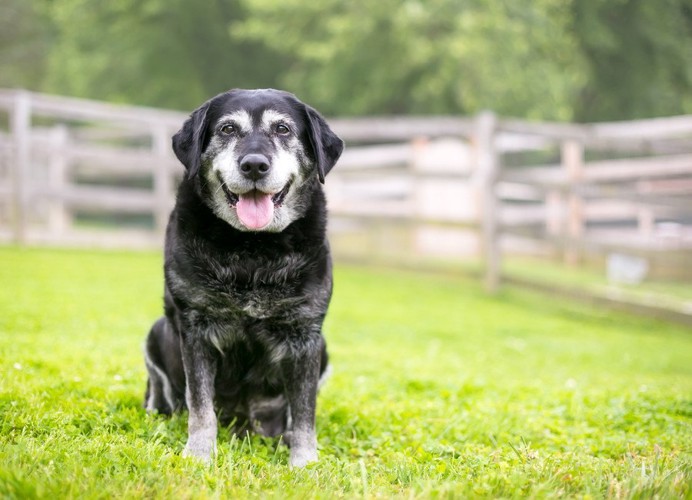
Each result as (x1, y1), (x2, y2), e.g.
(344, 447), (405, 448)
(172, 252), (310, 320)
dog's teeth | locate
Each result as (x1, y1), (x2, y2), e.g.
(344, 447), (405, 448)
(271, 181), (291, 207)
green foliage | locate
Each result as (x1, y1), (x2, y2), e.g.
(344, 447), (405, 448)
(41, 0), (286, 110)
(571, 0), (692, 121)
(0, 0), (53, 90)
(232, 0), (585, 119)
(2, 0), (691, 120)
(0, 247), (690, 497)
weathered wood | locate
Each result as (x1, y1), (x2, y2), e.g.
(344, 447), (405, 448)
(584, 154), (692, 182)
(337, 139), (475, 172)
(48, 125), (70, 235)
(51, 186), (156, 213)
(501, 227), (689, 254)
(545, 189), (563, 241)
(638, 207), (654, 239)
(585, 136), (692, 155)
(501, 154), (692, 186)
(582, 200), (678, 220)
(475, 111), (500, 293)
(563, 140), (584, 266)
(590, 114), (692, 140)
(0, 89), (185, 128)
(328, 200), (412, 219)
(10, 90), (31, 244)
(329, 175), (411, 199)
(330, 116), (475, 142)
(637, 177), (692, 195)
(152, 124), (174, 235)
(32, 141), (175, 176)
(499, 204), (547, 226)
(496, 182), (544, 202)
(498, 118), (588, 140)
(498, 114), (692, 148)
(499, 199), (682, 227)
(496, 132), (553, 152)
(499, 166), (565, 186)
(338, 143), (413, 170)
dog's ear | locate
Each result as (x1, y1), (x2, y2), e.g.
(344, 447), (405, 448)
(172, 102), (210, 179)
(304, 105), (344, 183)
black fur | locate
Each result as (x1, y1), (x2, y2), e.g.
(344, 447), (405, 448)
(144, 89), (343, 467)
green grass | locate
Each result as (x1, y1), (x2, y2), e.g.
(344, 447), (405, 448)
(503, 256), (692, 308)
(0, 246), (690, 498)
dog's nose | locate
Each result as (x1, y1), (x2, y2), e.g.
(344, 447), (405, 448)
(239, 154), (271, 181)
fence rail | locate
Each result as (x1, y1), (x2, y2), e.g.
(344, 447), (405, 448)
(1, 90), (691, 310)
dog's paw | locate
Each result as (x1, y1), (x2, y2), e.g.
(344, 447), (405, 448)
(182, 438), (216, 464)
(289, 447), (318, 468)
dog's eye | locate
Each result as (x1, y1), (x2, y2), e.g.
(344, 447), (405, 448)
(219, 123), (237, 135)
(275, 123), (291, 135)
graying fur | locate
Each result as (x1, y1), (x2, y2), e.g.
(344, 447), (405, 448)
(143, 89), (343, 469)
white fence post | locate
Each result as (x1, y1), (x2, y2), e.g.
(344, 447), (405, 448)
(10, 90), (31, 245)
(475, 111), (500, 293)
(561, 139), (584, 266)
(48, 124), (70, 236)
(152, 124), (172, 236)
(410, 135), (428, 255)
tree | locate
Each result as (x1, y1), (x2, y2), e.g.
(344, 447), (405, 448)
(571, 0), (692, 121)
(232, 0), (585, 119)
(43, 0), (287, 110)
(0, 0), (53, 91)
(5, 0), (691, 121)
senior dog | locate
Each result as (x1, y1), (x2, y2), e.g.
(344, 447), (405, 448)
(143, 89), (343, 467)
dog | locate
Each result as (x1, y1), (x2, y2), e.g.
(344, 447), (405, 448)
(143, 89), (343, 468)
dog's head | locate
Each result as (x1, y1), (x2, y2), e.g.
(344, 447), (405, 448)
(172, 89), (344, 232)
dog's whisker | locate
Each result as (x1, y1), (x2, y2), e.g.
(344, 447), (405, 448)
(213, 181), (227, 196)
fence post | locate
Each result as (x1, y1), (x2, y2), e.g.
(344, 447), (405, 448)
(545, 189), (563, 257)
(561, 139), (584, 266)
(637, 206), (654, 239)
(152, 124), (172, 237)
(10, 90), (31, 245)
(48, 124), (70, 236)
(475, 111), (500, 293)
(410, 136), (428, 256)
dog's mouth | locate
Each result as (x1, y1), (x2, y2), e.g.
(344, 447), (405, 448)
(220, 181), (291, 208)
(220, 180), (292, 230)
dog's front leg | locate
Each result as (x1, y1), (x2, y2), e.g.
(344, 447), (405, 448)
(181, 337), (218, 463)
(282, 339), (321, 468)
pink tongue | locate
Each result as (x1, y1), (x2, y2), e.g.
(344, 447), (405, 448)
(236, 191), (274, 230)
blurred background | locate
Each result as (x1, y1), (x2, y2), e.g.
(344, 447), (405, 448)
(1, 0), (691, 322)
(3, 0), (691, 119)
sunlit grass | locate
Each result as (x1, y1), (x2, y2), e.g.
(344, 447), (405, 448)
(0, 246), (690, 498)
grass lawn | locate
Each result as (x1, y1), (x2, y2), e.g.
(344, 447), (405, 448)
(502, 256), (692, 314)
(0, 246), (690, 498)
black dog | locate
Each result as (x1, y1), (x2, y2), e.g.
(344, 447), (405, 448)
(143, 89), (343, 467)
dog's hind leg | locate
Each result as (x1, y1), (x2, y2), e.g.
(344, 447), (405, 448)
(248, 395), (289, 438)
(144, 353), (174, 414)
(144, 317), (185, 414)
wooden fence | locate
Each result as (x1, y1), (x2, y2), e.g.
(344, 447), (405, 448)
(489, 113), (692, 291)
(1, 89), (691, 301)
(0, 90), (185, 248)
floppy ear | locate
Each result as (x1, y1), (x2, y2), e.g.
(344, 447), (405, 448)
(304, 106), (344, 183)
(172, 102), (210, 179)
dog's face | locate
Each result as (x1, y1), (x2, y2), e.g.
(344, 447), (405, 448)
(172, 89), (344, 232)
